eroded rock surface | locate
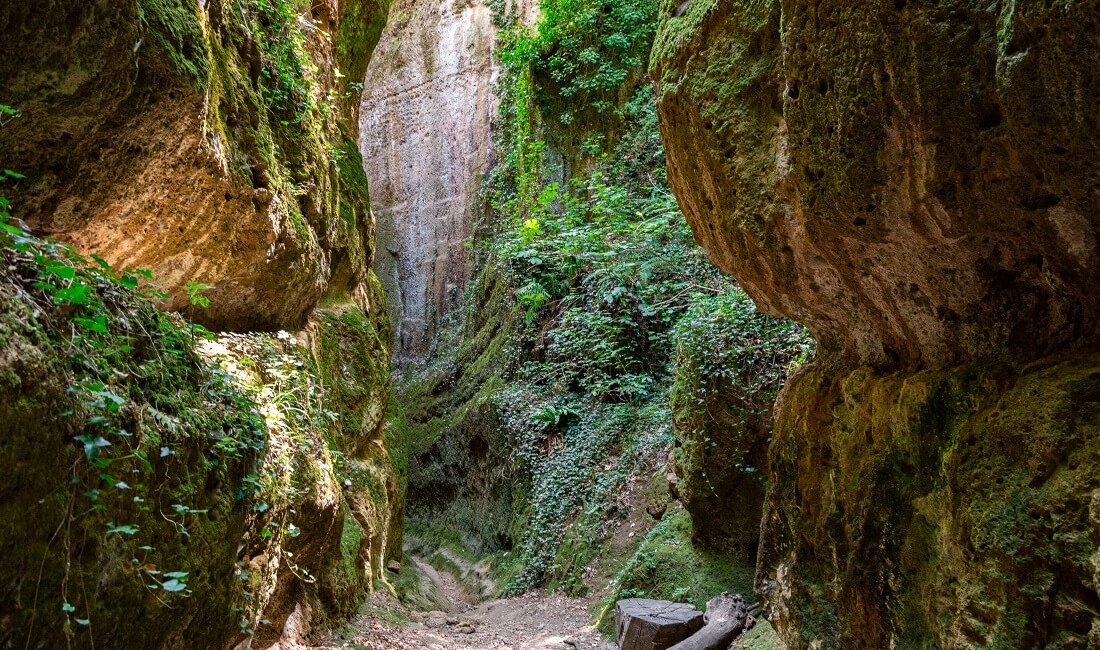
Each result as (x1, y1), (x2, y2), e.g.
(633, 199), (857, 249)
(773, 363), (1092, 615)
(652, 1), (1099, 367)
(0, 0), (389, 331)
(360, 0), (496, 359)
(0, 237), (400, 648)
(0, 1), (401, 646)
(652, 1), (1100, 647)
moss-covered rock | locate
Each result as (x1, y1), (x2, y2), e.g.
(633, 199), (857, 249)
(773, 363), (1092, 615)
(391, 264), (520, 552)
(303, 292), (405, 615)
(651, 1), (1100, 646)
(760, 356), (1100, 648)
(0, 220), (401, 647)
(651, 0), (1100, 366)
(669, 288), (810, 555)
(0, 232), (259, 647)
(0, 0), (390, 331)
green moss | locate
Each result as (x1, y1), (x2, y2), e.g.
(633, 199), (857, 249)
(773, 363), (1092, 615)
(341, 510), (365, 581)
(312, 303), (392, 453)
(138, 0), (210, 83)
(336, 136), (371, 228)
(762, 356), (1100, 647)
(596, 508), (755, 635)
(731, 619), (782, 650)
(0, 224), (265, 647)
(336, 0), (390, 116)
(995, 0), (1018, 58)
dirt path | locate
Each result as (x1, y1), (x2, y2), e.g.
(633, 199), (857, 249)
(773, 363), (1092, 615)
(316, 557), (609, 650)
(345, 594), (607, 650)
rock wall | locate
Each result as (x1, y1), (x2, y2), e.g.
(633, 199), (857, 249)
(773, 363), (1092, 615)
(652, 0), (1100, 647)
(652, 0), (1098, 369)
(0, 0), (402, 646)
(388, 264), (519, 548)
(0, 228), (401, 648)
(0, 0), (389, 331)
(360, 0), (497, 360)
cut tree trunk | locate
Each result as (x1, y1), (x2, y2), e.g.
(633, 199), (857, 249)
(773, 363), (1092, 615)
(615, 599), (705, 650)
(666, 593), (752, 650)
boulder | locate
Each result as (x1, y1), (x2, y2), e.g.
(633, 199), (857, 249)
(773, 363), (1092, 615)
(615, 599), (705, 650)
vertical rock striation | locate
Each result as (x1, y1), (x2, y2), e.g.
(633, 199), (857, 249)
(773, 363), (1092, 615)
(360, 0), (497, 360)
(652, 1), (1100, 647)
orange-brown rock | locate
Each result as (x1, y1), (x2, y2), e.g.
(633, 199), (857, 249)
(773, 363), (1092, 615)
(0, 0), (389, 331)
(652, 1), (1099, 368)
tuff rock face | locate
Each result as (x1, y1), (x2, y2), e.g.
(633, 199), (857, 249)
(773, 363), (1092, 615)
(0, 0), (388, 331)
(0, 1), (401, 647)
(0, 244), (400, 649)
(652, 0), (1100, 647)
(360, 0), (496, 359)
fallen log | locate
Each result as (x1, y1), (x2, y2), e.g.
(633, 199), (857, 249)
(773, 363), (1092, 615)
(666, 593), (751, 650)
(615, 598), (705, 650)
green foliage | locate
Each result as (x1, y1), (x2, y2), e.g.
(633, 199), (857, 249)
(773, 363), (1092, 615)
(671, 286), (814, 450)
(400, 0), (813, 603)
(488, 85), (760, 405)
(186, 280), (212, 308)
(0, 214), (268, 635)
(493, 0), (658, 126)
(500, 389), (673, 593)
(0, 104), (20, 126)
(674, 288), (812, 395)
(495, 172), (729, 401)
(250, 0), (324, 124)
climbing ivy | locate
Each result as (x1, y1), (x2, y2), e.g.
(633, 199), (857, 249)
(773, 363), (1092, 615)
(477, 14), (815, 593)
(492, 0), (658, 126)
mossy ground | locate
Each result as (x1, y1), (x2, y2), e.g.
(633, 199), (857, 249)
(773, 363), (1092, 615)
(594, 508), (755, 635)
(733, 620), (783, 649)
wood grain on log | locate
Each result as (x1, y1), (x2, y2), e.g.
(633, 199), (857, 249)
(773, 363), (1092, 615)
(615, 599), (705, 650)
(666, 593), (750, 650)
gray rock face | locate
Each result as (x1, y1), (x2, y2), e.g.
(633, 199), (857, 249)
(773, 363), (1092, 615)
(615, 599), (705, 650)
(360, 0), (497, 361)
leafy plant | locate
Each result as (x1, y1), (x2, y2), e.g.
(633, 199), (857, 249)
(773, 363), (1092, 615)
(0, 103), (20, 127)
(186, 280), (213, 308)
(251, 0), (323, 124)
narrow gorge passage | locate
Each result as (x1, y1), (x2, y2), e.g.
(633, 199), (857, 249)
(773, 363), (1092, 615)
(317, 556), (604, 650)
(1, 1), (1098, 650)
